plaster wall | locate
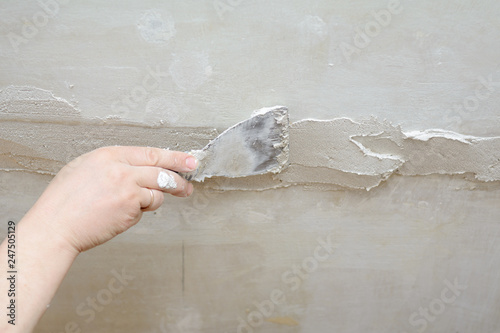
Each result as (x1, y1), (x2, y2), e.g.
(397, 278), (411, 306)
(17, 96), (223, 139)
(1, 1), (500, 332)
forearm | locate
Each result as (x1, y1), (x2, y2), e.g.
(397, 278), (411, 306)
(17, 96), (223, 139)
(0, 147), (195, 331)
(0, 215), (78, 332)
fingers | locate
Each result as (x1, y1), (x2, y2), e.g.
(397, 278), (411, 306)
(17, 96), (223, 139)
(140, 188), (164, 211)
(134, 166), (194, 198)
(114, 146), (198, 173)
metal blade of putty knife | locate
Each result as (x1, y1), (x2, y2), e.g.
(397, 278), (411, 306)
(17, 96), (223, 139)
(179, 106), (289, 182)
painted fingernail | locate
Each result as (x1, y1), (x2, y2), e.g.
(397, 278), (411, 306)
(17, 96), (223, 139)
(186, 156), (197, 170)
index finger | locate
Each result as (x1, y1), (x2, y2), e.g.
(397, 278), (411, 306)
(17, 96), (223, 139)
(114, 146), (198, 173)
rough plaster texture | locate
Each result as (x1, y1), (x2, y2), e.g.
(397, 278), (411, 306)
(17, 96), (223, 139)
(1, 0), (500, 332)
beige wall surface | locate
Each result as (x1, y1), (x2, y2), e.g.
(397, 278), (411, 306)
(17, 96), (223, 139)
(1, 0), (500, 332)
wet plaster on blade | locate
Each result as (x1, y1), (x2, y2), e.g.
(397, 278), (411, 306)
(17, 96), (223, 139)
(183, 106), (289, 182)
(1, 86), (500, 190)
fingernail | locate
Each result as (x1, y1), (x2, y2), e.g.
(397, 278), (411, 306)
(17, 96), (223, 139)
(187, 183), (194, 196)
(186, 156), (197, 170)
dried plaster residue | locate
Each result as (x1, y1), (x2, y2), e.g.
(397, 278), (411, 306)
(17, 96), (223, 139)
(1, 85), (500, 191)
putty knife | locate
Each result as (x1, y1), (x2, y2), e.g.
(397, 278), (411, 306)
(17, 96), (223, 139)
(179, 106), (289, 182)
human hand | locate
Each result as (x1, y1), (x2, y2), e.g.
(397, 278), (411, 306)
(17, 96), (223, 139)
(24, 146), (197, 253)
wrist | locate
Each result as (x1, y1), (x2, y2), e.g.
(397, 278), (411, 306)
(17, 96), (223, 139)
(0, 212), (79, 332)
(20, 210), (80, 261)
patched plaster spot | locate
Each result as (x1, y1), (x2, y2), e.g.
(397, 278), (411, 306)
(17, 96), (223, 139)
(137, 10), (176, 44)
(169, 52), (212, 91)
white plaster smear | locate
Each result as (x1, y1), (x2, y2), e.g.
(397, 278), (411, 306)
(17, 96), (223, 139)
(157, 171), (177, 190)
(1, 86), (500, 191)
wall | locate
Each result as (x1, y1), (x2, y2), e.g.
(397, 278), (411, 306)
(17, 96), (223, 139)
(1, 0), (500, 332)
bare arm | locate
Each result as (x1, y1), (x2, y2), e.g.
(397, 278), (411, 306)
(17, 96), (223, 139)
(0, 146), (197, 332)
